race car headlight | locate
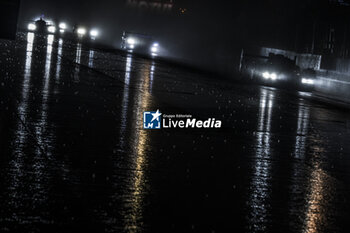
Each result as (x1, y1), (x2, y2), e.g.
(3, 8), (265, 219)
(262, 72), (270, 79)
(28, 23), (36, 31)
(127, 38), (136, 45)
(262, 72), (277, 80)
(90, 29), (99, 37)
(270, 73), (277, 80)
(151, 46), (158, 53)
(301, 78), (315, 85)
(59, 23), (67, 30)
(77, 28), (86, 36)
(48, 26), (56, 33)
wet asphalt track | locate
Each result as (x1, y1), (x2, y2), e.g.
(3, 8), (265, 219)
(1, 32), (350, 233)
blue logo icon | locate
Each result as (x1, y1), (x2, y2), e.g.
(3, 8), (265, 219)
(143, 110), (162, 129)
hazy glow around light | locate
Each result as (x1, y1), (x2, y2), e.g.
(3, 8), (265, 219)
(262, 72), (277, 80)
(127, 38), (136, 45)
(151, 46), (158, 53)
(28, 23), (36, 31)
(302, 78), (315, 85)
(77, 28), (86, 35)
(263, 72), (270, 79)
(46, 20), (54, 26)
(59, 23), (67, 29)
(90, 29), (99, 37)
(270, 73), (277, 80)
(48, 26), (56, 33)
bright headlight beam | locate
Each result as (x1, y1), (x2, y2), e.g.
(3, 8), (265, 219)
(302, 78), (315, 85)
(48, 26), (56, 33)
(59, 23), (67, 30)
(270, 73), (277, 80)
(262, 72), (277, 80)
(151, 46), (158, 53)
(262, 72), (270, 79)
(90, 29), (99, 37)
(77, 28), (86, 36)
(127, 38), (136, 45)
(28, 23), (36, 31)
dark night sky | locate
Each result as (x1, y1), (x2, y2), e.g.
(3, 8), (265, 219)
(18, 0), (331, 69)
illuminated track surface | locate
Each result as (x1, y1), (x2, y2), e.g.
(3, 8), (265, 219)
(1, 32), (350, 233)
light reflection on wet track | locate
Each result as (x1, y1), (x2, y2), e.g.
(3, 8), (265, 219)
(0, 32), (350, 232)
(248, 88), (274, 232)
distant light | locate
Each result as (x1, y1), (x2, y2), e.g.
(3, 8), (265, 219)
(77, 28), (86, 36)
(127, 38), (136, 45)
(60, 29), (65, 33)
(48, 26), (56, 33)
(28, 23), (36, 31)
(90, 29), (99, 37)
(262, 72), (270, 79)
(270, 73), (277, 80)
(59, 23), (67, 30)
(302, 78), (315, 85)
(153, 42), (159, 47)
(129, 44), (135, 49)
(179, 8), (187, 14)
(151, 46), (158, 53)
(151, 53), (157, 57)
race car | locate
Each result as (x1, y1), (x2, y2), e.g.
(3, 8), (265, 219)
(27, 17), (100, 40)
(258, 54), (301, 86)
(121, 31), (159, 56)
(27, 17), (56, 34)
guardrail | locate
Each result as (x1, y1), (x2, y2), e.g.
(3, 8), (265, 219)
(314, 69), (350, 103)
